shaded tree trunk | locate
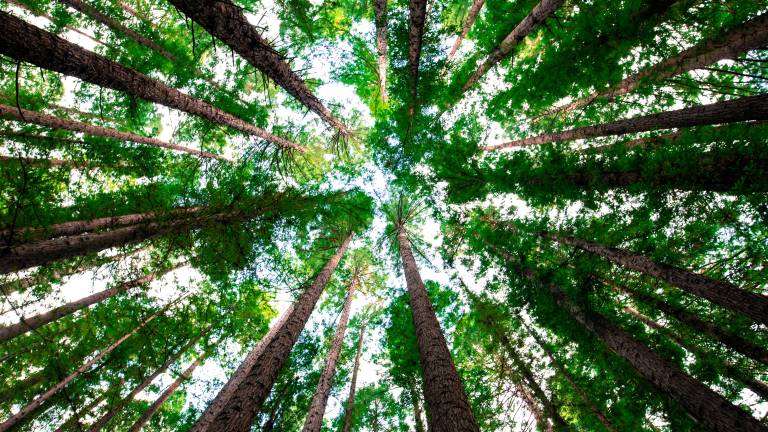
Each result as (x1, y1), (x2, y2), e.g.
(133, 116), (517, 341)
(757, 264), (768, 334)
(409, 381), (426, 432)
(6, 0), (108, 48)
(397, 226), (479, 432)
(303, 275), (359, 431)
(166, 0), (350, 136)
(0, 104), (228, 161)
(374, 0), (389, 103)
(204, 233), (353, 432)
(460, 0), (563, 93)
(0, 11), (302, 152)
(447, 0), (485, 61)
(484, 94), (768, 150)
(341, 321), (366, 432)
(407, 0), (427, 111)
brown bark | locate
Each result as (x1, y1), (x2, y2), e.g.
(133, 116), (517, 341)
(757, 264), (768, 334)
(6, 0), (108, 48)
(542, 13), (768, 118)
(447, 0), (485, 61)
(0, 103), (228, 161)
(0, 12), (302, 152)
(128, 354), (206, 432)
(397, 226), (479, 432)
(461, 0), (563, 93)
(190, 304), (295, 432)
(0, 263), (183, 342)
(484, 93), (768, 150)
(374, 0), (389, 103)
(204, 233), (353, 432)
(0, 300), (175, 432)
(409, 381), (426, 432)
(407, 0), (428, 103)
(303, 276), (358, 432)
(341, 322), (366, 432)
(167, 0), (350, 136)
(59, 0), (177, 62)
(544, 232), (768, 325)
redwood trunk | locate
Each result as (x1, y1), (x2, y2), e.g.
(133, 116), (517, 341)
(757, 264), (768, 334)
(409, 382), (426, 432)
(166, 0), (350, 136)
(303, 276), (358, 432)
(397, 226), (479, 432)
(545, 232), (768, 325)
(485, 94), (768, 150)
(447, 0), (485, 60)
(204, 233), (353, 432)
(374, 0), (389, 103)
(461, 0), (563, 93)
(407, 0), (428, 98)
(0, 103), (228, 161)
(0, 12), (301, 151)
(341, 322), (366, 432)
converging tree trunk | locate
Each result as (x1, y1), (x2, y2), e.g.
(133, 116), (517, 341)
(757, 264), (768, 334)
(303, 275), (359, 432)
(204, 233), (353, 432)
(447, 0), (485, 61)
(341, 321), (366, 432)
(374, 0), (389, 103)
(407, 0), (428, 101)
(54, 379), (125, 432)
(397, 226), (480, 432)
(0, 12), (302, 152)
(484, 94), (768, 150)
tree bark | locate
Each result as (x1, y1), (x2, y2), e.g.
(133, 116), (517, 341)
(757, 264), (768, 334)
(190, 304), (295, 432)
(6, 0), (108, 48)
(204, 233), (353, 432)
(0, 104), (228, 161)
(544, 232), (768, 326)
(0, 263), (184, 342)
(409, 381), (426, 432)
(341, 321), (366, 432)
(447, 0), (485, 61)
(303, 276), (358, 432)
(542, 13), (768, 118)
(397, 226), (479, 432)
(484, 94), (768, 150)
(461, 0), (563, 93)
(374, 0), (389, 103)
(0, 11), (302, 152)
(166, 0), (350, 136)
(407, 0), (427, 107)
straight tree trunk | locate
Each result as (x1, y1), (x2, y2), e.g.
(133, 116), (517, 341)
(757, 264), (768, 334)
(0, 263), (184, 342)
(397, 226), (480, 432)
(0, 104), (228, 161)
(407, 0), (428, 106)
(409, 381), (426, 432)
(460, 0), (563, 93)
(374, 0), (389, 103)
(0, 12), (302, 152)
(189, 303), (294, 432)
(53, 380), (122, 432)
(447, 0), (485, 60)
(6, 0), (108, 48)
(128, 354), (206, 432)
(166, 0), (351, 136)
(484, 93), (768, 150)
(303, 275), (359, 432)
(204, 233), (353, 432)
(543, 232), (768, 325)
(341, 321), (366, 432)
(542, 13), (768, 118)
(59, 0), (177, 62)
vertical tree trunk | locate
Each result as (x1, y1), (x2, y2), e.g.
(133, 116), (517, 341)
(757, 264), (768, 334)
(374, 0), (389, 103)
(204, 233), (353, 432)
(543, 232), (768, 325)
(447, 0), (485, 60)
(166, 0), (350, 136)
(0, 12), (302, 152)
(409, 381), (426, 432)
(341, 322), (366, 432)
(484, 93), (768, 150)
(397, 226), (479, 432)
(303, 276), (359, 432)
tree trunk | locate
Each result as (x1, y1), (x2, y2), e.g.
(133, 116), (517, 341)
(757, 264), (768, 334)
(128, 354), (206, 432)
(484, 93), (768, 150)
(166, 0), (350, 136)
(407, 0), (427, 108)
(0, 262), (184, 342)
(516, 380), (550, 432)
(59, 0), (177, 62)
(0, 104), (228, 161)
(542, 13), (768, 118)
(0, 12), (302, 152)
(204, 233), (353, 432)
(0, 299), (176, 432)
(54, 378), (125, 432)
(6, 0), (109, 48)
(0, 258), (109, 296)
(190, 304), (295, 432)
(409, 381), (426, 432)
(544, 232), (768, 325)
(397, 226), (479, 432)
(374, 0), (389, 103)
(460, 0), (563, 93)
(303, 276), (359, 432)
(447, 0), (485, 61)
(341, 321), (366, 432)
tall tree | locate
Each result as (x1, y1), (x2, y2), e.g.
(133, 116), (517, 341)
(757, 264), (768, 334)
(446, 0), (485, 61)
(374, 0), (389, 103)
(341, 320), (366, 432)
